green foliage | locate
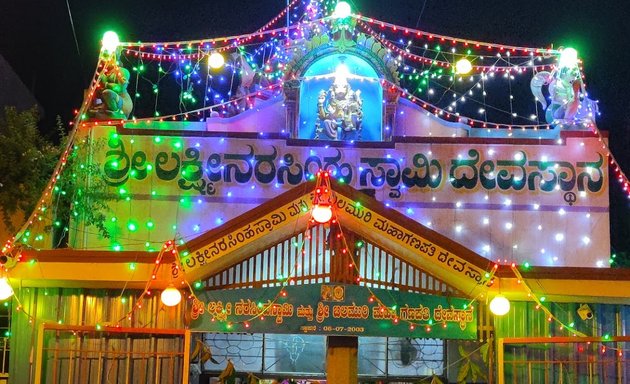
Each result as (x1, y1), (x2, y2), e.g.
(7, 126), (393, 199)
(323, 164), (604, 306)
(456, 344), (488, 384)
(0, 106), (62, 232)
(52, 136), (118, 242)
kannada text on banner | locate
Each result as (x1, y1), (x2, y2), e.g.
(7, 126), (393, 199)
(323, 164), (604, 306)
(190, 284), (476, 339)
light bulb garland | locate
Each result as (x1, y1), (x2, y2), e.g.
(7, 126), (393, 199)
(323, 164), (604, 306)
(108, 16), (586, 131)
(479, 261), (630, 355)
(37, 2), (587, 134)
(357, 20), (559, 72)
(118, 17), (325, 61)
(355, 15), (559, 55)
(507, 263), (586, 337)
(0, 4), (625, 367)
(113, 240), (183, 326)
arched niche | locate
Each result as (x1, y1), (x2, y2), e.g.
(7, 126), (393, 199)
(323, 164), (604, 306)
(283, 35), (400, 142)
(299, 53), (382, 141)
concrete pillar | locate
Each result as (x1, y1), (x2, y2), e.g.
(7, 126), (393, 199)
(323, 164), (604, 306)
(282, 79), (301, 138)
(383, 87), (400, 141)
(326, 336), (358, 384)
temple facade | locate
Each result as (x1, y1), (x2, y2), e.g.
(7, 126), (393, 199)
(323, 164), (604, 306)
(3, 2), (630, 383)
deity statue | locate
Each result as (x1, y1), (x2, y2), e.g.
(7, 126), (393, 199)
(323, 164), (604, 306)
(89, 63), (133, 120)
(529, 43), (599, 126)
(531, 66), (582, 124)
(315, 74), (363, 140)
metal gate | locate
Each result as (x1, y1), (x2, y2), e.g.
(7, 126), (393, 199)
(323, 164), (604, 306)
(498, 336), (630, 384)
(34, 323), (190, 384)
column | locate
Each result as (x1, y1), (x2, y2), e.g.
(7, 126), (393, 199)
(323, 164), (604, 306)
(326, 336), (358, 384)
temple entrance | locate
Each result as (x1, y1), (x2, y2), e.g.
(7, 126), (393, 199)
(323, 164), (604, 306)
(186, 225), (493, 383)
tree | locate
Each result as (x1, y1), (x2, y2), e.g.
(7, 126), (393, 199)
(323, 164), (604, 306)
(0, 106), (63, 234)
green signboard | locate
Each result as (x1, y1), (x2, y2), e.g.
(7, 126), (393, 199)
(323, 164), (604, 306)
(190, 284), (476, 339)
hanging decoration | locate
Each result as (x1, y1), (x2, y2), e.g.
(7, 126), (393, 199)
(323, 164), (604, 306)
(161, 284), (182, 307)
(509, 263), (587, 337)
(489, 295), (510, 316)
(311, 171), (334, 224)
(0, 277), (13, 301)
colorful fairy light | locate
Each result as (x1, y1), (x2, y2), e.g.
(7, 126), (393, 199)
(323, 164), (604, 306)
(4, 0), (628, 329)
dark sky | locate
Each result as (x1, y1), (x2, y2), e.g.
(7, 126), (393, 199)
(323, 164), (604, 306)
(1, 0), (629, 253)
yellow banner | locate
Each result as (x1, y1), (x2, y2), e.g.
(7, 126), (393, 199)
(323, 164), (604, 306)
(180, 197), (312, 273)
(333, 193), (492, 287)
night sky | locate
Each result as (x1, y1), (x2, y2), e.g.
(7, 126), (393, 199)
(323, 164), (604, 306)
(1, 0), (629, 254)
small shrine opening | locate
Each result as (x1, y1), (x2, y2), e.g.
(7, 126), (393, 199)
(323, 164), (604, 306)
(299, 53), (382, 141)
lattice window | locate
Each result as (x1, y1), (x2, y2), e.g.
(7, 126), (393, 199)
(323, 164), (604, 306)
(202, 225), (461, 296)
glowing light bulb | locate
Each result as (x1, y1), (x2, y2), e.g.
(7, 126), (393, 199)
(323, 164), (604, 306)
(559, 47), (579, 68)
(489, 295), (510, 316)
(0, 278), (13, 300)
(333, 1), (352, 18)
(102, 31), (120, 54)
(208, 52), (225, 69)
(455, 58), (472, 75)
(334, 63), (350, 85)
(160, 286), (182, 307)
(312, 203), (333, 224)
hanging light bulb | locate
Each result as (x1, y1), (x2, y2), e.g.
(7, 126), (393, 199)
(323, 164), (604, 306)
(312, 203), (333, 224)
(208, 52), (225, 69)
(455, 58), (473, 75)
(0, 278), (13, 301)
(489, 295), (510, 316)
(160, 285), (182, 307)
